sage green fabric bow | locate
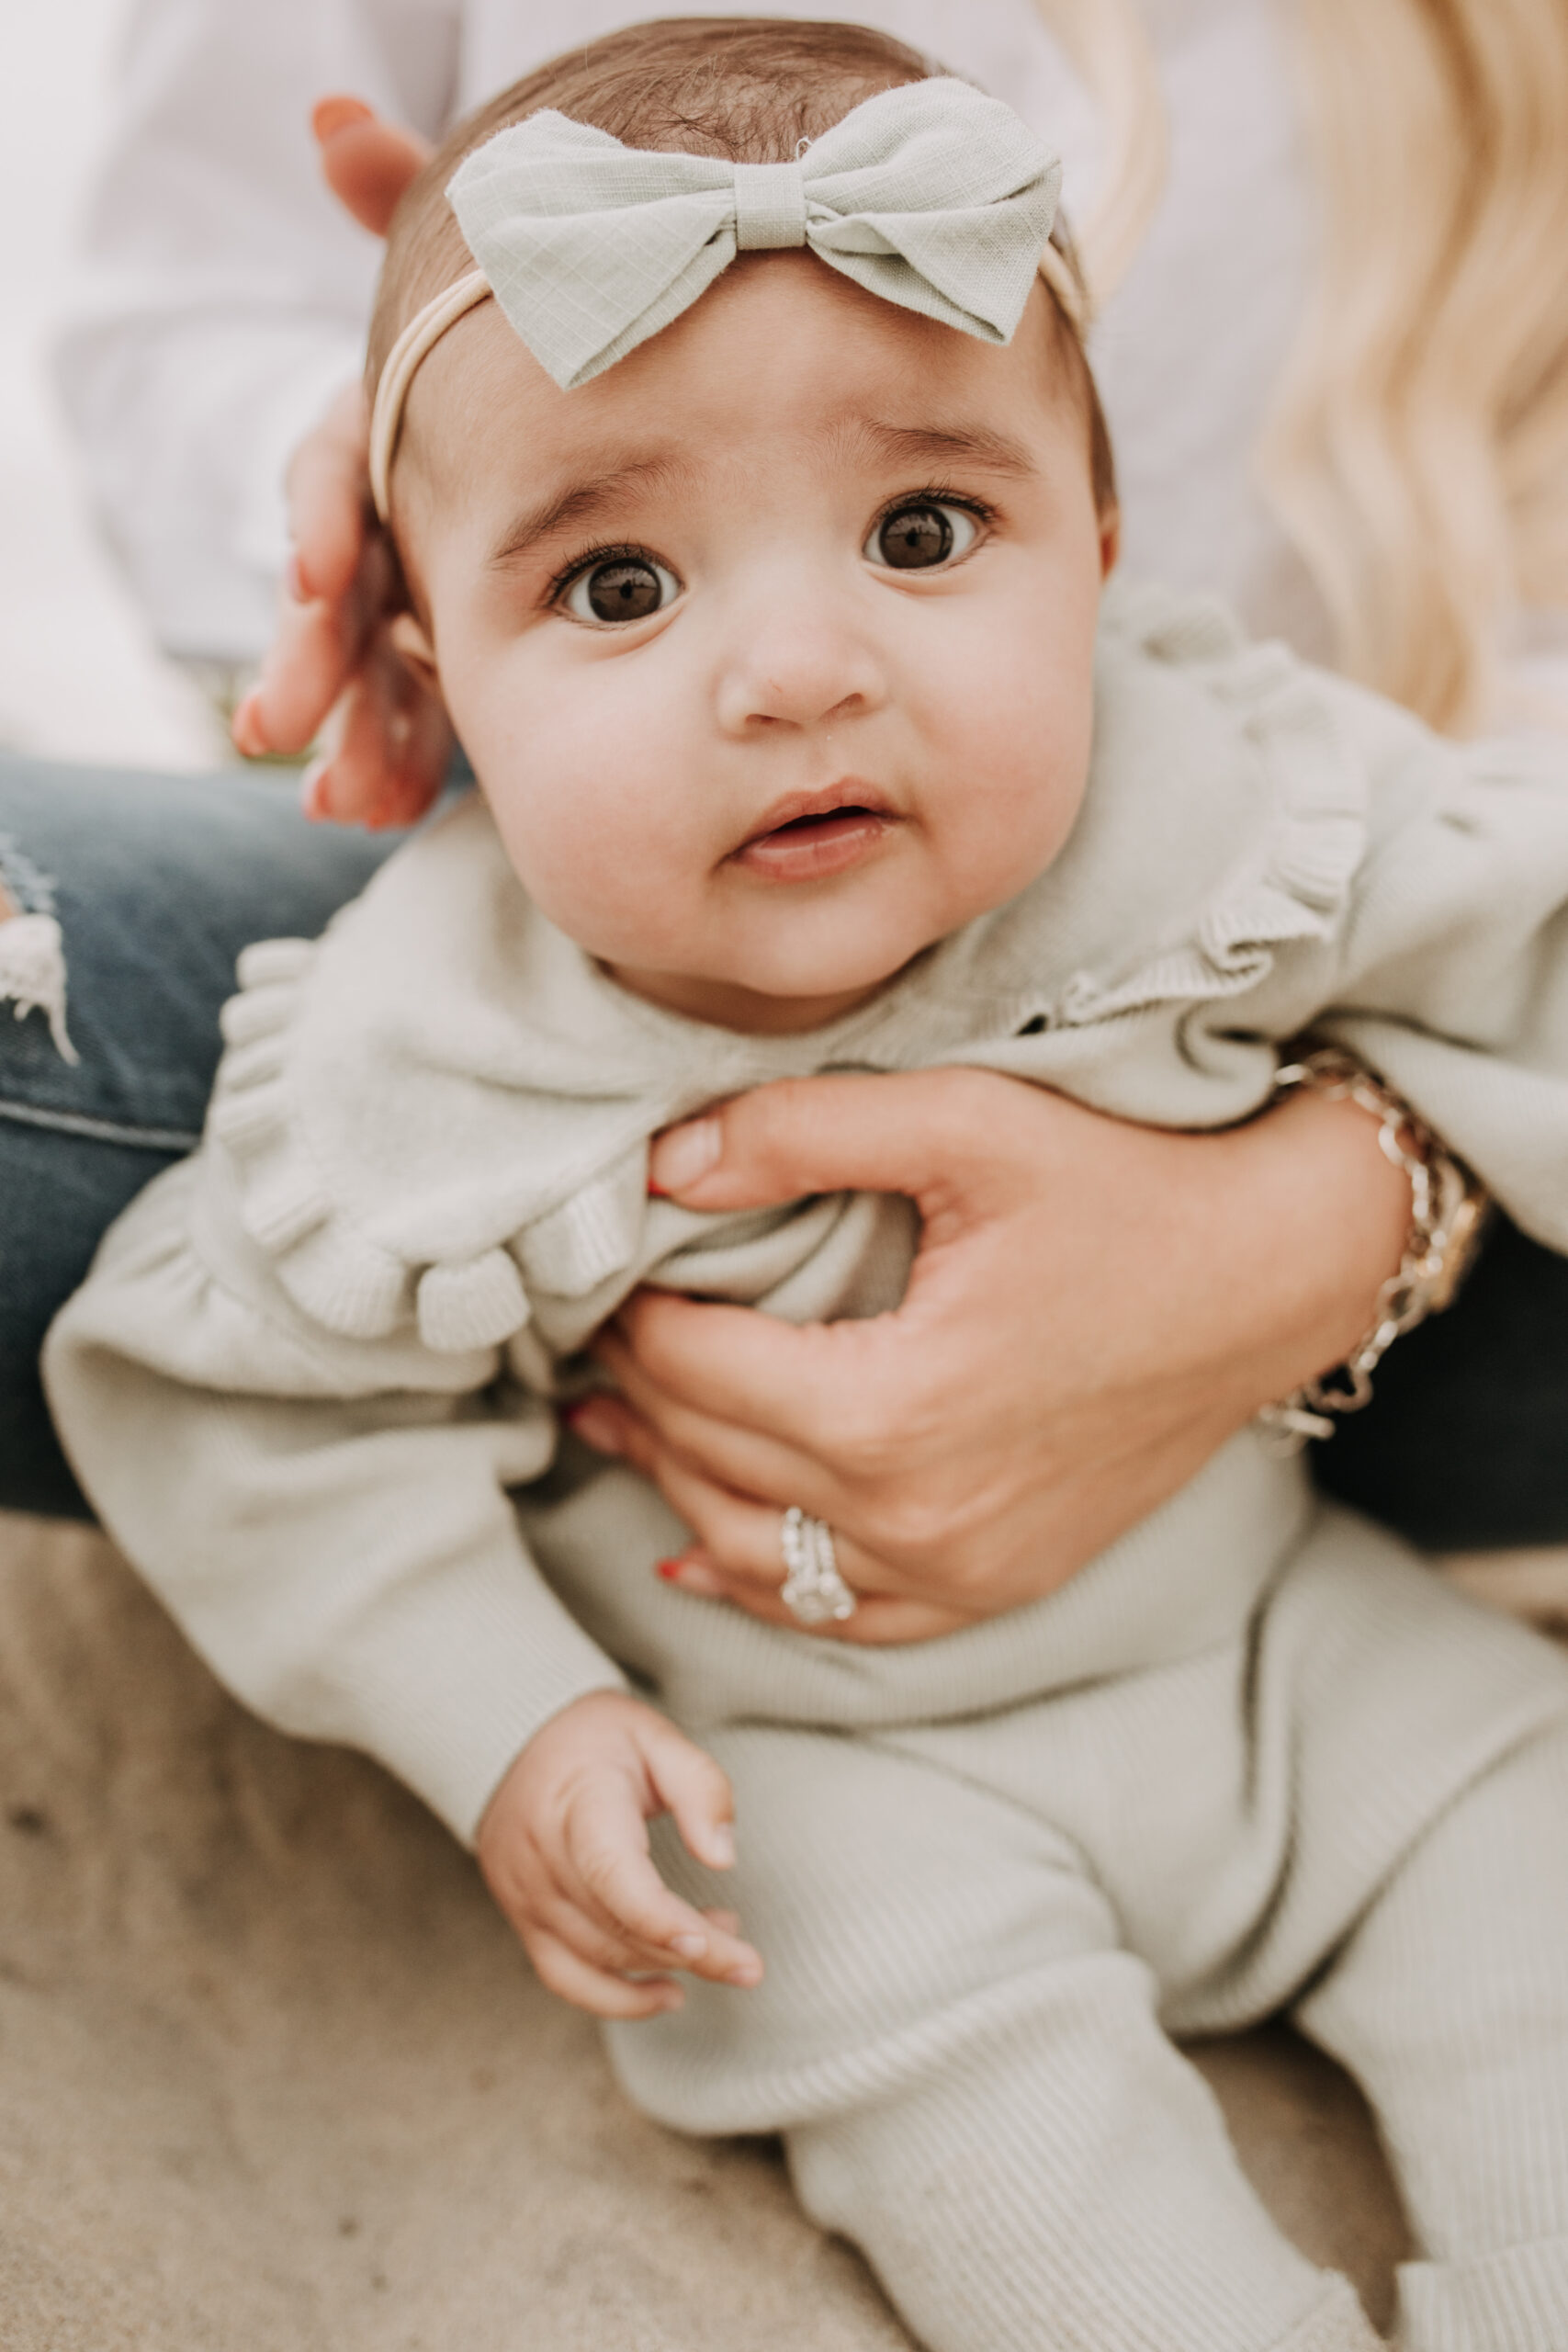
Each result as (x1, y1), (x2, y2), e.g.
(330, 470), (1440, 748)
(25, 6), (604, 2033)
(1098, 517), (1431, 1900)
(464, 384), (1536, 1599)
(446, 77), (1063, 391)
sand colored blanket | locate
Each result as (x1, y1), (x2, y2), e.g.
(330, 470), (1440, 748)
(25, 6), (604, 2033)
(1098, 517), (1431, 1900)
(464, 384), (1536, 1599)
(0, 1511), (1415, 2348)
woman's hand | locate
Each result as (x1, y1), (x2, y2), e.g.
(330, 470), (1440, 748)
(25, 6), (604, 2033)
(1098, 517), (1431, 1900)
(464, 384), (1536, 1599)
(571, 1069), (1413, 1644)
(231, 99), (451, 828)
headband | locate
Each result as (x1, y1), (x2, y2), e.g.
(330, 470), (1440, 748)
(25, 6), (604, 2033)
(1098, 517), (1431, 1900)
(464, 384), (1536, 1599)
(370, 77), (1078, 519)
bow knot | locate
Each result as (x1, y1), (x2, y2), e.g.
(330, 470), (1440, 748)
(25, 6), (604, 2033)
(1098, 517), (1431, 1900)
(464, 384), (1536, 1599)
(732, 158), (810, 251)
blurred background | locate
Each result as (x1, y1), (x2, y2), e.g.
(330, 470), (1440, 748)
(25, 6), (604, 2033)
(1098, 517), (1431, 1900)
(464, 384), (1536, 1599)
(0, 0), (226, 772)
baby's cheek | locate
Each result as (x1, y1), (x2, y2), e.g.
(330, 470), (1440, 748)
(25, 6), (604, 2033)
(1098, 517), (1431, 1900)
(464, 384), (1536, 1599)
(920, 625), (1089, 874)
(928, 738), (1088, 932)
(485, 730), (710, 963)
(464, 716), (714, 979)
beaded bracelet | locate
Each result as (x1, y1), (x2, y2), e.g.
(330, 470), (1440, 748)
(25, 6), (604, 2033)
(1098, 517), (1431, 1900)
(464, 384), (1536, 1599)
(1257, 1047), (1491, 1451)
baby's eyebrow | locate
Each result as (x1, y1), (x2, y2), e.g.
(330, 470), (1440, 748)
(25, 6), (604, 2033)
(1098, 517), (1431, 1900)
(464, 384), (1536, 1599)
(486, 455), (689, 571)
(855, 420), (1040, 478)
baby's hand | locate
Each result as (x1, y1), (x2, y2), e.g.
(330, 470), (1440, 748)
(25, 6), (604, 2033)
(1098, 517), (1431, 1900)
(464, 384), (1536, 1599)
(477, 1691), (763, 2018)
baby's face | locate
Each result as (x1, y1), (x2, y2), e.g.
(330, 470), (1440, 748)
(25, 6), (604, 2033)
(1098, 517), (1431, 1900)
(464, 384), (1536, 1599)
(395, 254), (1113, 1033)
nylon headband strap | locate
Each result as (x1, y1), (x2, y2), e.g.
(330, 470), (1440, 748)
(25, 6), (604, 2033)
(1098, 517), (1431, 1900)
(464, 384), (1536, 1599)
(368, 244), (1086, 519)
(371, 271), (492, 517)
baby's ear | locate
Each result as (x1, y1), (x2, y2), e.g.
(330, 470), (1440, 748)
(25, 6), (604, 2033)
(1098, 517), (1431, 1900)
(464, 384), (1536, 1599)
(389, 611), (439, 690)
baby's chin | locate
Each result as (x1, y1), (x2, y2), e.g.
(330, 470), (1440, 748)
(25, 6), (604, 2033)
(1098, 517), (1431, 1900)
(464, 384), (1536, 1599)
(600, 937), (929, 1035)
(595, 864), (1051, 1034)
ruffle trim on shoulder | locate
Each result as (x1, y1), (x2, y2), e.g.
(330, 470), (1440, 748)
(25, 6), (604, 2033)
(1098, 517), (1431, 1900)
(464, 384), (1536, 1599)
(210, 938), (538, 1352)
(209, 938), (660, 1353)
(513, 1151), (649, 1303)
(1037, 583), (1367, 1036)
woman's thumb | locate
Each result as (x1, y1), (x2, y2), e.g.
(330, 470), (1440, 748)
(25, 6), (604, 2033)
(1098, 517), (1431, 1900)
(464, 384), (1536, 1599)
(311, 96), (433, 237)
(647, 1069), (1006, 1216)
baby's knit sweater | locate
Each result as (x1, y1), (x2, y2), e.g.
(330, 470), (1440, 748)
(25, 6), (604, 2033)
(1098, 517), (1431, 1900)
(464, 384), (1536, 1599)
(42, 584), (1568, 1839)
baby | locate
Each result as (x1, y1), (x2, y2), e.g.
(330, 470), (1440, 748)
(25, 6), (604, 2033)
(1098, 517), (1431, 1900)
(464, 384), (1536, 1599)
(45, 19), (1568, 2352)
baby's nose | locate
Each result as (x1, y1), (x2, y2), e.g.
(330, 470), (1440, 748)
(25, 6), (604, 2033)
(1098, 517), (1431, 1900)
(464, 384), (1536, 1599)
(715, 611), (887, 734)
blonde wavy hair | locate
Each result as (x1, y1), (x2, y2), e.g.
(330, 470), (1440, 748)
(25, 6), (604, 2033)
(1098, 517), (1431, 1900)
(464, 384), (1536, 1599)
(1040, 0), (1568, 735)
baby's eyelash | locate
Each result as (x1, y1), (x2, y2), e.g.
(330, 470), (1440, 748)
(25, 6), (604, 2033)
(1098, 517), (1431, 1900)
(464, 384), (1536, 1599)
(547, 492), (998, 605)
(876, 484), (998, 529)
(546, 541), (658, 605)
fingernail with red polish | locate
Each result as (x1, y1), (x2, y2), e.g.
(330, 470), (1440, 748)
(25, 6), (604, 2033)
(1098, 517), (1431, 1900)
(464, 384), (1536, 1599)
(568, 1400), (622, 1456)
(655, 1557), (684, 1582)
(671, 1557), (726, 1599)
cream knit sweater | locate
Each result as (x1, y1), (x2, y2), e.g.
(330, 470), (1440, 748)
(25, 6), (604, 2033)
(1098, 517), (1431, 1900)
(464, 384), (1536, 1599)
(42, 581), (1568, 1841)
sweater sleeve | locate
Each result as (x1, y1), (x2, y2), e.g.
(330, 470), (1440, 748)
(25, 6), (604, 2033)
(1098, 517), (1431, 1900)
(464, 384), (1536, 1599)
(54, 0), (461, 663)
(1313, 720), (1568, 1253)
(41, 1143), (626, 1844)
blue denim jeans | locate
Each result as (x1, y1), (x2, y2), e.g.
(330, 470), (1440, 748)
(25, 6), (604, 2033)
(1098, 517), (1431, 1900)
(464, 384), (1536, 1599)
(0, 754), (392, 1515)
(2, 751), (1565, 1543)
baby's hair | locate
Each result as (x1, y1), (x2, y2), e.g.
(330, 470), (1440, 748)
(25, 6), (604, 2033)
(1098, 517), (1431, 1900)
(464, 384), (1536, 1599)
(367, 16), (1115, 520)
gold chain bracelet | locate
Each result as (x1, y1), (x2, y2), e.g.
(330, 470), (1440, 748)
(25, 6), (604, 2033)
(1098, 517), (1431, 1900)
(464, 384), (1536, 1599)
(1257, 1047), (1491, 1451)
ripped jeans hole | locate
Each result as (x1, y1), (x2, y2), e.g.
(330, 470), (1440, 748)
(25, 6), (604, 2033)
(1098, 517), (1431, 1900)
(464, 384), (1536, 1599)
(0, 833), (78, 1065)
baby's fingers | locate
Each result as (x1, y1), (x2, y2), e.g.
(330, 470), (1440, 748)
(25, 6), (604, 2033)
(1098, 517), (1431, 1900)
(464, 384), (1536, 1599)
(523, 1922), (684, 2020)
(639, 1712), (739, 1874)
(566, 1777), (762, 1987)
(526, 1882), (707, 1983)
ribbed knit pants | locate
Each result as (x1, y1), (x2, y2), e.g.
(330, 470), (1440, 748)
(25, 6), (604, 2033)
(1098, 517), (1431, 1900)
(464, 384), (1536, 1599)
(611, 1523), (1568, 2352)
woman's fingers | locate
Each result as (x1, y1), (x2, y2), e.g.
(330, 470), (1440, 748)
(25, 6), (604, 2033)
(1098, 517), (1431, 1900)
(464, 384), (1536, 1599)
(236, 100), (434, 778)
(603, 1286), (892, 1457)
(622, 1435), (844, 1593)
(287, 378), (375, 606)
(639, 1451), (971, 1643)
(305, 627), (453, 828)
(312, 96), (433, 238)
(570, 1377), (972, 1630)
(237, 585), (362, 760)
(661, 1545), (974, 1645)
(648, 1068), (1014, 1221)
(236, 369), (454, 826)
(232, 405), (384, 762)
(587, 1327), (841, 1519)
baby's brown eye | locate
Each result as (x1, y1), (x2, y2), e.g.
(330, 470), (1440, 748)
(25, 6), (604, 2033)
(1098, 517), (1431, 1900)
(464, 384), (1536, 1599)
(866, 502), (979, 572)
(564, 554), (680, 626)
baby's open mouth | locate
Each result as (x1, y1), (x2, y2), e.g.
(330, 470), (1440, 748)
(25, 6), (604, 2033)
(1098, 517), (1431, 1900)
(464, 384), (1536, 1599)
(732, 786), (898, 883)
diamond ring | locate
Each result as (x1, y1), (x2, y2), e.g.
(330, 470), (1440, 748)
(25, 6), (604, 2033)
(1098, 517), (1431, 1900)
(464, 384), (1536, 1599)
(779, 1506), (857, 1627)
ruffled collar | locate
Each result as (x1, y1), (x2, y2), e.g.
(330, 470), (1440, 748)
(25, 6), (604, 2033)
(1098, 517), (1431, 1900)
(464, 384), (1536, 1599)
(209, 582), (1367, 1349)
